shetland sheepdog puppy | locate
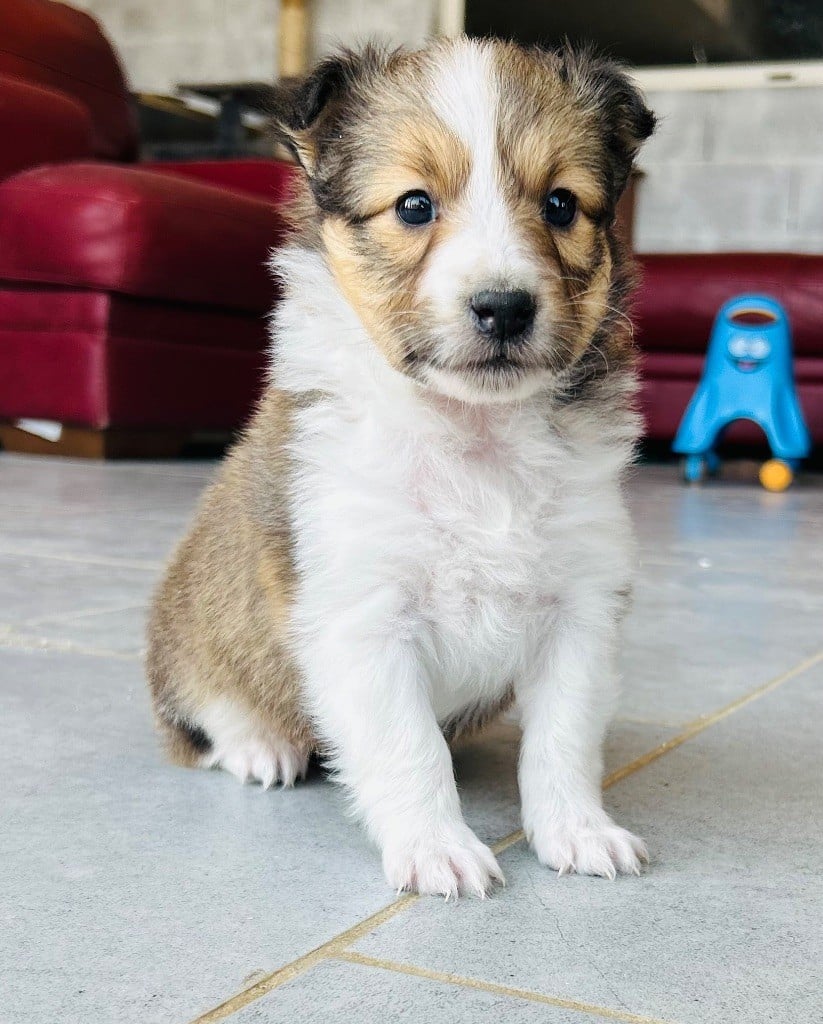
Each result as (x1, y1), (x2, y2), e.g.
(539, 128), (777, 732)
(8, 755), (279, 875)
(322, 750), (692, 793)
(147, 37), (655, 898)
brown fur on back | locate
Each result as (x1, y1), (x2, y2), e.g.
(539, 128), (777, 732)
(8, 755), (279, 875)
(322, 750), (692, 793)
(146, 389), (315, 765)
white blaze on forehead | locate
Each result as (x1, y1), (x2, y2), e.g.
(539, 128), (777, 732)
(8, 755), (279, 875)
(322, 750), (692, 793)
(427, 39), (499, 198)
(421, 40), (540, 307)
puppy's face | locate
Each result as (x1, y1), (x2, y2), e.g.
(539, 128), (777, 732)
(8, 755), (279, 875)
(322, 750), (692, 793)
(273, 40), (655, 403)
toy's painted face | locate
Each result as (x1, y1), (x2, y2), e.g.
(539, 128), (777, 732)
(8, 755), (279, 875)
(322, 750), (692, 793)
(728, 334), (771, 372)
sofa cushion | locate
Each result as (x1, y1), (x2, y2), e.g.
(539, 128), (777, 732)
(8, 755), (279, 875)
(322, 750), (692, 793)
(636, 253), (823, 359)
(142, 158), (298, 203)
(0, 285), (267, 352)
(0, 287), (267, 428)
(0, 75), (94, 180)
(0, 163), (288, 313)
(0, 0), (138, 161)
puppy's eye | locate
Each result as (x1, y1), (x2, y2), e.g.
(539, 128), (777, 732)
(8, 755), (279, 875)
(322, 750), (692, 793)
(543, 188), (577, 228)
(396, 190), (435, 225)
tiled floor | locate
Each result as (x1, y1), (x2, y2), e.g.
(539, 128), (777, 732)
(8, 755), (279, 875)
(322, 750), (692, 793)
(2, 454), (822, 1024)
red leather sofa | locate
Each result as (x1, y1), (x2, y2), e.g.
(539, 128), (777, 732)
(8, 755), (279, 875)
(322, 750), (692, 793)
(0, 0), (291, 456)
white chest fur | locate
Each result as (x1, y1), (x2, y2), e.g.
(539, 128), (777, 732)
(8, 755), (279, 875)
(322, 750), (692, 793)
(273, 249), (634, 725)
(288, 388), (631, 725)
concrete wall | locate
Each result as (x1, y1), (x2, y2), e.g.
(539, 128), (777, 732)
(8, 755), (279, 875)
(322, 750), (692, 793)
(74, 0), (279, 92)
(72, 0), (439, 94)
(311, 0), (439, 58)
(636, 86), (823, 254)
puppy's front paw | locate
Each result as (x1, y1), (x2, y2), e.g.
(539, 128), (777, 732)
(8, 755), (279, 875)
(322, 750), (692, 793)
(382, 824), (505, 899)
(528, 814), (648, 879)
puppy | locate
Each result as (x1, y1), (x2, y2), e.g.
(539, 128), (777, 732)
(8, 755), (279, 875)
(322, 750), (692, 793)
(146, 37), (655, 897)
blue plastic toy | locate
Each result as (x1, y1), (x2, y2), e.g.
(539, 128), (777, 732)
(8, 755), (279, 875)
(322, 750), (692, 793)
(673, 294), (811, 490)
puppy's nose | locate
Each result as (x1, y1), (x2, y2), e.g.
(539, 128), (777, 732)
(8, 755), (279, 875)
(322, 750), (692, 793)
(470, 289), (536, 342)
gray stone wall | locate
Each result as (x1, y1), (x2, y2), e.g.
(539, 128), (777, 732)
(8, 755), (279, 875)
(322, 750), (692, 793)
(73, 0), (439, 93)
(310, 0), (439, 57)
(74, 0), (278, 92)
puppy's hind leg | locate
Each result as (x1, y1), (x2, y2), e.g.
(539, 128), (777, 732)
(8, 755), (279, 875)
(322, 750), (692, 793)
(156, 710), (215, 769)
(197, 697), (310, 789)
(153, 690), (310, 788)
(147, 590), (312, 788)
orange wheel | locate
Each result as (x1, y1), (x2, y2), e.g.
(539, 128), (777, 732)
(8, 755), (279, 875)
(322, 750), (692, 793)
(759, 459), (793, 492)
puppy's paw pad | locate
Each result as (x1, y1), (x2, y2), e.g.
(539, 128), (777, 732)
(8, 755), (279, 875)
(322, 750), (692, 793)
(213, 737), (309, 789)
(531, 817), (648, 878)
(383, 826), (504, 899)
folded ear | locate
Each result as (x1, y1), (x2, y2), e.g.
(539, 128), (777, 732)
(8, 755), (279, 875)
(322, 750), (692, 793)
(558, 45), (656, 203)
(269, 45), (387, 176)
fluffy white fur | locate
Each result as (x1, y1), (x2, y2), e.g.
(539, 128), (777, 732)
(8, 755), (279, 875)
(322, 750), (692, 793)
(234, 40), (649, 897)
(267, 244), (645, 896)
(199, 697), (309, 789)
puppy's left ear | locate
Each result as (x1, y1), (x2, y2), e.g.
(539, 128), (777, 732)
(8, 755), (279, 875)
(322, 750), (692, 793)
(269, 45), (386, 176)
(560, 46), (656, 202)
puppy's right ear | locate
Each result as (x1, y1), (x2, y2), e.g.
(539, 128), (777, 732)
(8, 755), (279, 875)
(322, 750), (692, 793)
(270, 46), (381, 176)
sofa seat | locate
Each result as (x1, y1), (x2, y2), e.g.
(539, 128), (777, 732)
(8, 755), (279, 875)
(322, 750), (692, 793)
(142, 158), (297, 203)
(0, 163), (288, 313)
(0, 0), (296, 457)
(0, 286), (267, 430)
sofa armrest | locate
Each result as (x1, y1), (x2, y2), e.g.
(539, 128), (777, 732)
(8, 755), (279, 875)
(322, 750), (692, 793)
(0, 74), (94, 181)
(140, 157), (297, 202)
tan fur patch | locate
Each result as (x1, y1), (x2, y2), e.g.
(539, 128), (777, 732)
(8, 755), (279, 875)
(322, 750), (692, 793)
(496, 44), (606, 216)
(351, 117), (471, 218)
(146, 389), (315, 767)
(321, 216), (424, 371)
(319, 92), (474, 375)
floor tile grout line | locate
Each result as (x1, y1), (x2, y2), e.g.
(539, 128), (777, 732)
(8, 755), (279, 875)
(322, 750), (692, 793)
(603, 644), (823, 788)
(186, 896), (420, 1024)
(335, 950), (676, 1024)
(184, 644), (823, 1024)
(612, 715), (683, 729)
(22, 602), (147, 628)
(0, 630), (142, 661)
(0, 548), (163, 571)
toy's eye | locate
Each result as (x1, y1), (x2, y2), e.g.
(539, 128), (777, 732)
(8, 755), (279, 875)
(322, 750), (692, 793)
(750, 338), (770, 359)
(543, 188), (577, 228)
(396, 191), (435, 225)
(729, 338), (748, 357)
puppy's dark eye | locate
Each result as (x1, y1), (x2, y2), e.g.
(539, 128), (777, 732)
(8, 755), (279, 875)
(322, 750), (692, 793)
(396, 190), (435, 225)
(543, 188), (577, 228)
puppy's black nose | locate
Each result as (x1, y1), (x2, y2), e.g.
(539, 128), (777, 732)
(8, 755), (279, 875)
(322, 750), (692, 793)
(471, 289), (536, 342)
